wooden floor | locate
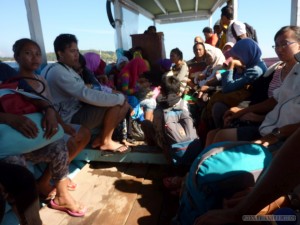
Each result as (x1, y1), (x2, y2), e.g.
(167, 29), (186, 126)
(39, 162), (179, 225)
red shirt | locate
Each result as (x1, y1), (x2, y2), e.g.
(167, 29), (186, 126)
(205, 33), (219, 47)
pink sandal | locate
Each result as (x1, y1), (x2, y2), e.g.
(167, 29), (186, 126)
(49, 199), (86, 217)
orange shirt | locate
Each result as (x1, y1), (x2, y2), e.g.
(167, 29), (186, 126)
(205, 33), (219, 47)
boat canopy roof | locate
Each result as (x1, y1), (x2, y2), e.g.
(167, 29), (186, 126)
(117, 0), (227, 24)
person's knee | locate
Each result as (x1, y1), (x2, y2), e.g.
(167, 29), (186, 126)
(77, 126), (91, 143)
(214, 128), (237, 143)
(67, 138), (77, 153)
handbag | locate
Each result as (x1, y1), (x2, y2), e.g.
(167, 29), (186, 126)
(0, 76), (48, 115)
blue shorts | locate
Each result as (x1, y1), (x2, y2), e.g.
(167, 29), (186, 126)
(236, 125), (261, 141)
(140, 98), (157, 112)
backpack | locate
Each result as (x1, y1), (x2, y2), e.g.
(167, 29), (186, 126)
(160, 99), (200, 165)
(231, 22), (258, 43)
(174, 141), (272, 225)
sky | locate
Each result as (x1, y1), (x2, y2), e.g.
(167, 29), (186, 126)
(0, 0), (292, 60)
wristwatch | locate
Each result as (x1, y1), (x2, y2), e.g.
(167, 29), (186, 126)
(271, 128), (281, 139)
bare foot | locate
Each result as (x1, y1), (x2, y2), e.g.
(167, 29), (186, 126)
(91, 137), (101, 148)
(67, 177), (77, 191)
(122, 139), (137, 147)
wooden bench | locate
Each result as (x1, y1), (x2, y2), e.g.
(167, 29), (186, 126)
(75, 144), (168, 165)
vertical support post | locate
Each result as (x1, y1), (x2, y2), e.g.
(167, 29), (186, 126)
(24, 0), (47, 67)
(113, 0), (123, 50)
(232, 0), (238, 20)
(291, 0), (300, 26)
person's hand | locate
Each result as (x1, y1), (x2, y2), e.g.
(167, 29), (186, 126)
(112, 90), (122, 94)
(229, 59), (244, 70)
(97, 74), (109, 85)
(239, 112), (264, 123)
(253, 134), (278, 147)
(199, 85), (210, 92)
(223, 107), (243, 127)
(42, 108), (59, 139)
(198, 73), (206, 81)
(62, 124), (76, 137)
(5, 114), (38, 138)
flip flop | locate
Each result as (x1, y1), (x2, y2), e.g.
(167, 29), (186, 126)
(49, 199), (86, 217)
(100, 145), (131, 156)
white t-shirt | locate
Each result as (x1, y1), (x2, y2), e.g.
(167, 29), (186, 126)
(259, 63), (300, 136)
(226, 20), (247, 44)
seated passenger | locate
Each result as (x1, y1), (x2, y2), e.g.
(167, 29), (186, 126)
(206, 25), (300, 148)
(117, 57), (156, 121)
(204, 38), (267, 128)
(12, 38), (91, 195)
(42, 33), (130, 153)
(105, 56), (129, 90)
(74, 53), (101, 89)
(0, 96), (86, 217)
(83, 52), (112, 92)
(187, 42), (225, 92)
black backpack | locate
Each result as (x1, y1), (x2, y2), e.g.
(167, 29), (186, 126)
(231, 22), (258, 43)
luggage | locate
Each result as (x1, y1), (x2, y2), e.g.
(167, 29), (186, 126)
(174, 141), (272, 225)
(161, 99), (199, 165)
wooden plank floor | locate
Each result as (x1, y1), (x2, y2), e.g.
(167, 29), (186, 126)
(39, 162), (179, 225)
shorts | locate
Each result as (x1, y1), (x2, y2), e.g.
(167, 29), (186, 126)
(140, 98), (157, 112)
(236, 125), (261, 141)
(71, 104), (107, 130)
(63, 124), (81, 143)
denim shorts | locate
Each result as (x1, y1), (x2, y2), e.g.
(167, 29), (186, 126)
(236, 125), (261, 141)
(140, 98), (157, 112)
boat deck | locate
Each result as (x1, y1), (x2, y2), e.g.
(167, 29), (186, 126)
(39, 160), (179, 225)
